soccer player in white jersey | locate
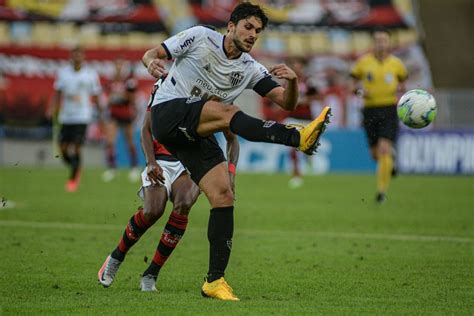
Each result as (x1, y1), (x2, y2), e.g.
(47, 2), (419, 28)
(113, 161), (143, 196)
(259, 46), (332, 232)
(98, 78), (239, 291)
(142, 3), (332, 300)
(51, 46), (102, 192)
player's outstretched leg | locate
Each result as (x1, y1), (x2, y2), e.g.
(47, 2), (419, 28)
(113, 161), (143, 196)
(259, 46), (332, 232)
(140, 174), (199, 292)
(231, 106), (331, 154)
(375, 138), (394, 204)
(98, 255), (122, 288)
(296, 106), (332, 154)
(98, 207), (154, 287)
(65, 143), (82, 192)
(140, 211), (189, 291)
(102, 121), (117, 182)
(98, 188), (166, 288)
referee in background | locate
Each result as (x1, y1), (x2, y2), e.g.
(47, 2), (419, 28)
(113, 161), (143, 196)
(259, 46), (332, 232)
(351, 27), (408, 203)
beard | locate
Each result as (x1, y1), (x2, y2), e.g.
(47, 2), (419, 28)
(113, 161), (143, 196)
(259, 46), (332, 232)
(233, 37), (251, 53)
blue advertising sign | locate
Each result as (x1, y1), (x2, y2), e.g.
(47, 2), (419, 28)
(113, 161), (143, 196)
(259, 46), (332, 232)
(116, 128), (375, 174)
(397, 130), (474, 174)
(116, 129), (474, 174)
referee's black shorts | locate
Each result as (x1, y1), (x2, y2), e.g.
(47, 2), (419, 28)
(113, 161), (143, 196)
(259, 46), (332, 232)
(362, 105), (399, 147)
(151, 97), (226, 184)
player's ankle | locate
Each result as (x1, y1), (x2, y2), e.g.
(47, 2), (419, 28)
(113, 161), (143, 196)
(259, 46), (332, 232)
(111, 248), (125, 262)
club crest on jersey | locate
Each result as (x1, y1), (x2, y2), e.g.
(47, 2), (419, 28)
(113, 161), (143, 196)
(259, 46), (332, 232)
(229, 71), (244, 87)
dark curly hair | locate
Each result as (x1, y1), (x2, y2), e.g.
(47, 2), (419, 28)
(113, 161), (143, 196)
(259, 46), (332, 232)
(230, 2), (269, 29)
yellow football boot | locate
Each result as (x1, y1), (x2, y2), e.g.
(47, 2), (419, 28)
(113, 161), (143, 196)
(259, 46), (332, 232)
(201, 277), (240, 301)
(297, 106), (332, 155)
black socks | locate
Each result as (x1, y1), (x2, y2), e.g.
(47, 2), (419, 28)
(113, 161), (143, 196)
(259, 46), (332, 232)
(207, 206), (234, 282)
(229, 111), (300, 147)
(69, 154), (80, 179)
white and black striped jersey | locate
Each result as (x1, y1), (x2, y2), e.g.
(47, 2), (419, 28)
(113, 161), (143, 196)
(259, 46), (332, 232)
(151, 26), (279, 106)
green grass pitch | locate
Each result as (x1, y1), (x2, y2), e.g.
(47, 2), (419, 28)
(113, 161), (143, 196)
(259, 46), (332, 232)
(0, 167), (473, 315)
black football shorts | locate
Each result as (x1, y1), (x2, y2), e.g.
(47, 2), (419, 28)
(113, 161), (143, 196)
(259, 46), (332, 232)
(362, 105), (399, 146)
(150, 98), (226, 184)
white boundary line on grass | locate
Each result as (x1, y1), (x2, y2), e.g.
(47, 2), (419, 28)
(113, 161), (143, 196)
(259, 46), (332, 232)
(1, 220), (472, 244)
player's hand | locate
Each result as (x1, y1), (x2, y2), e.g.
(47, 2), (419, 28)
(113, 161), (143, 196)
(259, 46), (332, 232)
(146, 161), (165, 185)
(147, 59), (168, 79)
(353, 88), (365, 98)
(269, 64), (297, 81)
(229, 173), (236, 201)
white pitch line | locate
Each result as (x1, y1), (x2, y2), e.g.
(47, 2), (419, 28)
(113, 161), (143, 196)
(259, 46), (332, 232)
(0, 220), (472, 244)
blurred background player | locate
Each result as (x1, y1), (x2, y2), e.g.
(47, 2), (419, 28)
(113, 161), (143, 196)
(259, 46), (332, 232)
(99, 79), (240, 292)
(283, 57), (321, 188)
(102, 58), (140, 182)
(350, 28), (407, 203)
(0, 71), (7, 124)
(261, 57), (321, 188)
(50, 46), (102, 192)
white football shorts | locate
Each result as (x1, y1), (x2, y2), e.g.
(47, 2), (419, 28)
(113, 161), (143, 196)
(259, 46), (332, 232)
(138, 159), (187, 200)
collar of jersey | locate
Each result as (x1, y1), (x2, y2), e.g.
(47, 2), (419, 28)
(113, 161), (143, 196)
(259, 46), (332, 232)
(222, 35), (242, 60)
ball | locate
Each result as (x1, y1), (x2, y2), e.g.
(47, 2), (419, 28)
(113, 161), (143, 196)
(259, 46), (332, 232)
(397, 89), (437, 129)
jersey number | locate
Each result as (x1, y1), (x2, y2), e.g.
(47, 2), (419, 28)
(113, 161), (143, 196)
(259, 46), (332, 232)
(190, 86), (221, 102)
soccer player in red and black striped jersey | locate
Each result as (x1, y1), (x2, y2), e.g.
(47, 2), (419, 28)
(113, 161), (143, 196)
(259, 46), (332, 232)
(98, 79), (240, 291)
(102, 58), (140, 182)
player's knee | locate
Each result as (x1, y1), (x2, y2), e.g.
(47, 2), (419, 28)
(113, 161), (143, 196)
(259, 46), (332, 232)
(142, 205), (163, 224)
(211, 103), (240, 127)
(224, 105), (240, 124)
(378, 143), (391, 156)
(207, 186), (234, 207)
(172, 197), (194, 216)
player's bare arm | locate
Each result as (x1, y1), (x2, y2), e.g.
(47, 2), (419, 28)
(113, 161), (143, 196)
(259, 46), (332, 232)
(142, 46), (168, 78)
(92, 94), (105, 123)
(350, 77), (365, 97)
(49, 90), (62, 120)
(223, 129), (240, 196)
(397, 75), (408, 95)
(141, 111), (165, 185)
(266, 64), (298, 111)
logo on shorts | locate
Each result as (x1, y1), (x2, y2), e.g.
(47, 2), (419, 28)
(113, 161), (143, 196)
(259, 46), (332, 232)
(186, 95), (202, 104)
(229, 71), (244, 87)
(178, 127), (195, 142)
(226, 239), (233, 250)
(263, 120), (276, 128)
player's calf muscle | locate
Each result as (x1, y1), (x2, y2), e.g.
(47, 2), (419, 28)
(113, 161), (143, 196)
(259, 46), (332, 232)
(172, 199), (193, 216)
